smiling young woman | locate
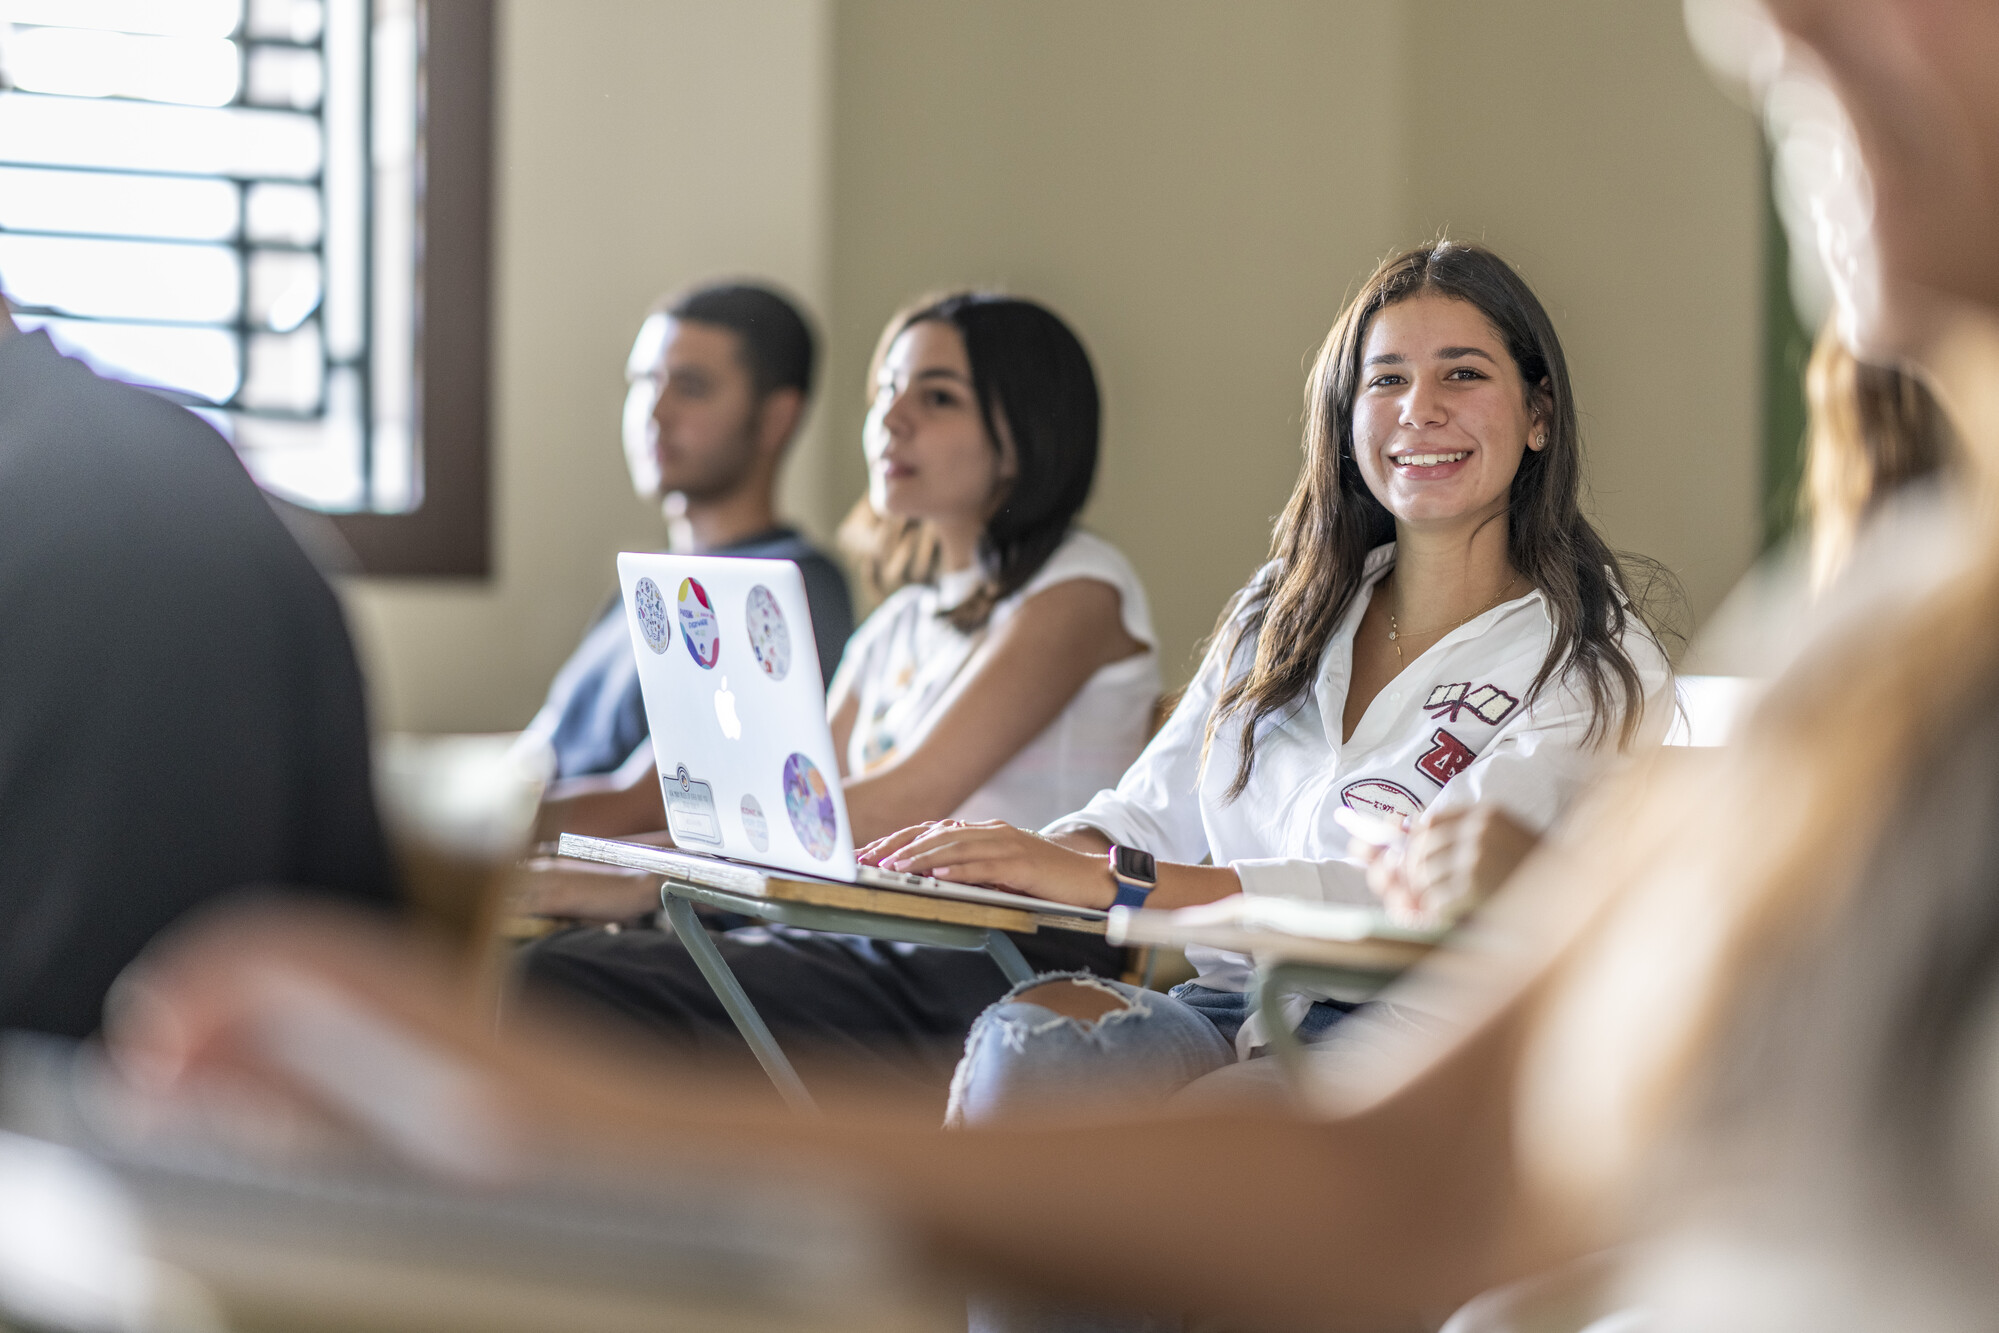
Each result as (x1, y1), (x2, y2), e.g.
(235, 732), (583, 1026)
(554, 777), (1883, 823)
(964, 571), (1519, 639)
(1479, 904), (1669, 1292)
(1224, 242), (1658, 792)
(859, 245), (1676, 1181)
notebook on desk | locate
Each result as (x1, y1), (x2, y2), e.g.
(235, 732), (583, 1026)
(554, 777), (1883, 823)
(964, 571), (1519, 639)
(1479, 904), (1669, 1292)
(609, 551), (1106, 925)
(1105, 895), (1446, 972)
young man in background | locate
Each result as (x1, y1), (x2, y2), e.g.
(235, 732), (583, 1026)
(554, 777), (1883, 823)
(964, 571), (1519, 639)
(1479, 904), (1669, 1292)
(528, 282), (852, 838)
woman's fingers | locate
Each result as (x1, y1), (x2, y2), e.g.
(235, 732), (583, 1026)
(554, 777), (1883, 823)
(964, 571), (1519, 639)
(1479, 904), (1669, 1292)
(857, 822), (944, 865)
(1387, 807), (1541, 927)
(1365, 846), (1404, 902)
(883, 823), (1017, 875)
(872, 822), (1108, 905)
(882, 823), (1079, 897)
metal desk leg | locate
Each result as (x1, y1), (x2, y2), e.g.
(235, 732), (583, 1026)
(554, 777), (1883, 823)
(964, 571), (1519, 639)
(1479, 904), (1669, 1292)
(660, 894), (817, 1115)
(982, 929), (1035, 987)
(1254, 962), (1312, 1086)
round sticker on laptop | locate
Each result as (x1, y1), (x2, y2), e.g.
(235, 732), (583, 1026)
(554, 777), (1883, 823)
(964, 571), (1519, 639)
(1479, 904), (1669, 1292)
(744, 585), (791, 681)
(739, 793), (770, 852)
(633, 577), (671, 654)
(780, 752), (837, 860)
(677, 577), (720, 669)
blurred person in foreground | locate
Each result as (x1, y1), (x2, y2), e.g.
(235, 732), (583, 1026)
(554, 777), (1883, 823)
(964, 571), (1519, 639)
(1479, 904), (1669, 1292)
(0, 289), (397, 1039)
(1799, 322), (1958, 591)
(87, 0), (1999, 1329)
(526, 281), (853, 840)
(1448, 228), (1973, 1333)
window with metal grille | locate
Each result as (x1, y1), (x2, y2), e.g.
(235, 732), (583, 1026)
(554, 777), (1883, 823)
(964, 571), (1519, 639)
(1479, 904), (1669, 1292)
(0, 0), (491, 575)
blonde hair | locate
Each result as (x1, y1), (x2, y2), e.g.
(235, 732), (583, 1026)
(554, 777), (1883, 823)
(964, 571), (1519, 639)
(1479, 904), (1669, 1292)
(1515, 322), (1999, 1228)
(1801, 324), (1956, 590)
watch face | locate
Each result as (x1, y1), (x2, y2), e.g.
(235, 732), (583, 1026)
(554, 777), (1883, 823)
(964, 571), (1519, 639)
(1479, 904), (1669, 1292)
(1112, 845), (1157, 885)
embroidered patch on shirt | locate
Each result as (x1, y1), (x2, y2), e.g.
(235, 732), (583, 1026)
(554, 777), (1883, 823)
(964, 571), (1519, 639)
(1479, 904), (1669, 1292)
(1423, 681), (1520, 726)
(1339, 778), (1425, 820)
(1415, 728), (1477, 786)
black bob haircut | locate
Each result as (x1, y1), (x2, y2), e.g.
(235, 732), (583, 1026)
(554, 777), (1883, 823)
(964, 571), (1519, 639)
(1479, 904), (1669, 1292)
(661, 281), (817, 401)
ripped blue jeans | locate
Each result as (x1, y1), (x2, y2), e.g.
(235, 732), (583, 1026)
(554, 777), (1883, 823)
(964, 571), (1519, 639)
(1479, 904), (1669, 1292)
(946, 973), (1356, 1126)
(951, 975), (1355, 1333)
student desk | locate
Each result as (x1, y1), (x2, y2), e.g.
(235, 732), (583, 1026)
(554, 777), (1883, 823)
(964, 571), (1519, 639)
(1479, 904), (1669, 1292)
(556, 834), (1106, 1112)
(1107, 900), (1441, 1080)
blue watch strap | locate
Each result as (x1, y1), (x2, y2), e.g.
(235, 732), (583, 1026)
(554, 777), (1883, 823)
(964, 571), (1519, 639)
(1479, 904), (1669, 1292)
(1106, 844), (1157, 910)
(1110, 880), (1155, 910)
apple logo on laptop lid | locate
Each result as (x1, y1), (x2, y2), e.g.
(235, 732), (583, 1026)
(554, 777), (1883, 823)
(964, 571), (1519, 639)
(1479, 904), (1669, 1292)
(714, 677), (743, 740)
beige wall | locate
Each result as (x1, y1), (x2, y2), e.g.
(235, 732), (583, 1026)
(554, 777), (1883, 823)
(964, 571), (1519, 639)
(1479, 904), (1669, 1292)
(356, 0), (1764, 732)
(1402, 0), (1764, 633)
(829, 0), (1409, 682)
(830, 0), (1763, 689)
(339, 0), (833, 734)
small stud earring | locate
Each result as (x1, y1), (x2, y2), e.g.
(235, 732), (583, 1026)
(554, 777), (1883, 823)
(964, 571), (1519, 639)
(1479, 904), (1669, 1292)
(1536, 433), (1548, 449)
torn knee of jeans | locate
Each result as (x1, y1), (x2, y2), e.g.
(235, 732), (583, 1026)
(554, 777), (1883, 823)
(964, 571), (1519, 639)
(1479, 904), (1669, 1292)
(983, 974), (1150, 1048)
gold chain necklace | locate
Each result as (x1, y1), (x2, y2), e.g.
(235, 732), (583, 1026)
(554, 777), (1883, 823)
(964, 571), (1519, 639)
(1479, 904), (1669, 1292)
(1386, 576), (1525, 663)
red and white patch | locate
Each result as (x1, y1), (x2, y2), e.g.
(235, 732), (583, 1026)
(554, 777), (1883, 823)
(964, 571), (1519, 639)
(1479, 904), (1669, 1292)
(1339, 778), (1425, 821)
(1424, 681), (1519, 727)
(1415, 728), (1477, 787)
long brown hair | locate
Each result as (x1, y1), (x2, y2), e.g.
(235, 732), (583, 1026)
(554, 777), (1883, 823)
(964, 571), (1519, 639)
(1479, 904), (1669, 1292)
(1205, 241), (1661, 798)
(839, 292), (1101, 633)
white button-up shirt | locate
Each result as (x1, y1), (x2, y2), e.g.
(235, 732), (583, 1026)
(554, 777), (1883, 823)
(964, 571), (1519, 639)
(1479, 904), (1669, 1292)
(1052, 543), (1674, 1025)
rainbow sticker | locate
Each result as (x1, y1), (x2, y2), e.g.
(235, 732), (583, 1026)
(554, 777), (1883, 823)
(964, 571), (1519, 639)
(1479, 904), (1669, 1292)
(740, 793), (770, 852)
(677, 577), (720, 669)
(633, 577), (671, 654)
(781, 752), (837, 860)
(745, 585), (792, 681)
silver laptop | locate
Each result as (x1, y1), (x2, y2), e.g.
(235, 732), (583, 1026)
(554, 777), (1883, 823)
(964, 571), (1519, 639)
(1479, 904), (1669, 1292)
(615, 551), (1104, 921)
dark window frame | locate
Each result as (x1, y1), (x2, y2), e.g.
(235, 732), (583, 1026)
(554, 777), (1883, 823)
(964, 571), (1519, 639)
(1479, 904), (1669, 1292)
(327, 0), (493, 577)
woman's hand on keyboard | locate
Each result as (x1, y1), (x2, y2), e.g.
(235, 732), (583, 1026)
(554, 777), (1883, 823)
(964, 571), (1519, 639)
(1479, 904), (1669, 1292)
(860, 820), (1117, 908)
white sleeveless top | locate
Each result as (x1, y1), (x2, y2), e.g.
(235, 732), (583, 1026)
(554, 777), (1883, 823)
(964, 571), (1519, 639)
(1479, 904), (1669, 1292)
(829, 529), (1161, 829)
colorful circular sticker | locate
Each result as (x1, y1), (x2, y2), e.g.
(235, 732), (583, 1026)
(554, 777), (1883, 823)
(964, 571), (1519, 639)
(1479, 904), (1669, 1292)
(677, 577), (720, 669)
(633, 577), (671, 655)
(781, 752), (837, 860)
(744, 585), (792, 681)
(739, 794), (770, 852)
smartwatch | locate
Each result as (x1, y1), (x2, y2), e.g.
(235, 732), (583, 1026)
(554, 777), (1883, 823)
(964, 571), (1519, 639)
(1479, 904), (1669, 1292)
(1106, 844), (1158, 910)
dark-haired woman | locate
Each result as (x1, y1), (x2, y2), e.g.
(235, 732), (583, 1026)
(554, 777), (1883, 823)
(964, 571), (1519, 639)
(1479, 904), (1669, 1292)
(829, 295), (1158, 837)
(862, 243), (1674, 1119)
(520, 293), (1157, 1086)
